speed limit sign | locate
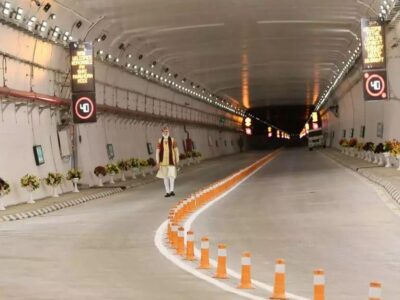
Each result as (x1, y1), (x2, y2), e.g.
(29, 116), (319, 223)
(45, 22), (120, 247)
(363, 70), (388, 101)
(72, 92), (97, 123)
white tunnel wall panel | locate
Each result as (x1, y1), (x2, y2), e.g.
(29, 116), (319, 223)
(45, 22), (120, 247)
(325, 76), (396, 147)
(0, 23), (242, 207)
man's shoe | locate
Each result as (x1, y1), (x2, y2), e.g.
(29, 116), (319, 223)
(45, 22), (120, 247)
(169, 191), (175, 196)
(164, 193), (171, 198)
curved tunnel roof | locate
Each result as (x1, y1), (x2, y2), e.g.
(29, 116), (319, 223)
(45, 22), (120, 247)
(56, 0), (378, 109)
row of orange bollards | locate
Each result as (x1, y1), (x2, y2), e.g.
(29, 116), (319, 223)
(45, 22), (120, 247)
(166, 153), (383, 299)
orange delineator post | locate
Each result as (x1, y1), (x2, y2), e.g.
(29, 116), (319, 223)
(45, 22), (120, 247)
(313, 269), (325, 300)
(369, 282), (382, 300)
(176, 226), (185, 256)
(238, 252), (253, 289)
(270, 259), (287, 299)
(185, 231), (196, 261)
(198, 237), (211, 269)
(170, 223), (178, 249)
(214, 244), (228, 279)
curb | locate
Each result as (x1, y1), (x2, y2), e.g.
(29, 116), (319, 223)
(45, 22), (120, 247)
(0, 188), (123, 222)
(0, 161), (198, 223)
(321, 151), (400, 206)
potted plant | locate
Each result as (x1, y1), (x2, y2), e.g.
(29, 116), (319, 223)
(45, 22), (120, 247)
(45, 172), (63, 197)
(192, 151), (202, 163)
(0, 177), (11, 210)
(384, 140), (394, 168)
(66, 169), (82, 193)
(94, 166), (107, 187)
(339, 139), (348, 154)
(356, 142), (365, 159)
(363, 142), (374, 162)
(348, 138), (357, 157)
(106, 163), (120, 184)
(129, 158), (140, 179)
(20, 174), (40, 203)
(179, 153), (187, 166)
(139, 159), (149, 177)
(118, 160), (131, 182)
(374, 143), (385, 165)
(186, 151), (193, 165)
(147, 158), (157, 175)
(390, 140), (400, 171)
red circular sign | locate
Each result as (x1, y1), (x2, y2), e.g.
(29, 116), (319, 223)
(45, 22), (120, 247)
(365, 73), (386, 98)
(74, 97), (94, 120)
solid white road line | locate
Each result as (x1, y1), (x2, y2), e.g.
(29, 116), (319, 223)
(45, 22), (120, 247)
(155, 152), (310, 300)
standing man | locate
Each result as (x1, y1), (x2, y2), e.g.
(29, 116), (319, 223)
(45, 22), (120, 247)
(156, 126), (180, 197)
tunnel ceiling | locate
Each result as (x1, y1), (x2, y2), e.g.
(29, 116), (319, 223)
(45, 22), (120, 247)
(57, 0), (377, 109)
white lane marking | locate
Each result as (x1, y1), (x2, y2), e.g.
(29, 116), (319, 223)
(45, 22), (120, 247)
(155, 152), (310, 300)
(155, 221), (265, 300)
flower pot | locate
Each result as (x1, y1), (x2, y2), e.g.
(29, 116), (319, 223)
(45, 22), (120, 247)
(397, 155), (400, 171)
(0, 194), (5, 211)
(121, 172), (126, 182)
(384, 152), (391, 168)
(373, 153), (379, 164)
(98, 175), (104, 187)
(72, 178), (80, 193)
(110, 172), (115, 184)
(27, 188), (35, 203)
(377, 154), (384, 166)
(52, 186), (59, 198)
(132, 168), (139, 179)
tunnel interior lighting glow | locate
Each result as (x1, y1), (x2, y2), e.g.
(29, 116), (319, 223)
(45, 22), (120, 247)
(2, 1), (10, 15)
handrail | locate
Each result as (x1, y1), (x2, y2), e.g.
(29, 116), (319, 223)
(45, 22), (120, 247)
(0, 86), (241, 131)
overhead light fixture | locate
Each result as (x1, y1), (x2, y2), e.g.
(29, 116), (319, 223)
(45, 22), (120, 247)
(96, 50), (104, 56)
(151, 61), (156, 68)
(43, 3), (51, 12)
(49, 13), (56, 20)
(105, 54), (112, 60)
(2, 1), (11, 16)
(27, 16), (37, 30)
(127, 54), (132, 58)
(39, 20), (48, 32)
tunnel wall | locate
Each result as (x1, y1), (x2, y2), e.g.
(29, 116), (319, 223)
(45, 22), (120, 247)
(0, 23), (242, 207)
(323, 24), (400, 148)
